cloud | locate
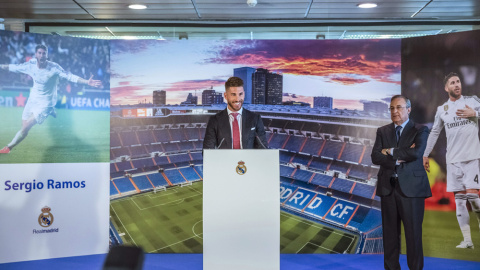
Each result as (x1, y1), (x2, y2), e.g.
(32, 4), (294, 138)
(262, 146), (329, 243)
(328, 76), (370, 85)
(111, 83), (157, 105)
(111, 40), (156, 54)
(162, 79), (225, 92)
(206, 40), (401, 85)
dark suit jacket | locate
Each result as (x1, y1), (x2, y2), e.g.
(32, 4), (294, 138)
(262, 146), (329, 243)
(203, 108), (268, 149)
(371, 120), (432, 198)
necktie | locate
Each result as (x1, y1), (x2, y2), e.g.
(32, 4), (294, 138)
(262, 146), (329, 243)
(231, 113), (241, 149)
(395, 126), (402, 145)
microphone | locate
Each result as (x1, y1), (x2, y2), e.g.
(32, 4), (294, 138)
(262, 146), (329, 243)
(216, 138), (225, 149)
(256, 135), (268, 149)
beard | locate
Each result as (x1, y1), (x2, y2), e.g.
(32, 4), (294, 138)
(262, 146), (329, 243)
(449, 88), (461, 99)
(228, 100), (243, 111)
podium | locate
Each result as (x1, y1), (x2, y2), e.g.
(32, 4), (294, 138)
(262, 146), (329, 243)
(203, 149), (280, 270)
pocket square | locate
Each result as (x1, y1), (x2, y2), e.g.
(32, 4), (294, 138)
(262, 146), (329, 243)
(250, 127), (255, 130)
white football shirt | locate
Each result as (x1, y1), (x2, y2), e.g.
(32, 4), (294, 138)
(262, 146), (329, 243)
(9, 59), (80, 108)
(424, 95), (480, 163)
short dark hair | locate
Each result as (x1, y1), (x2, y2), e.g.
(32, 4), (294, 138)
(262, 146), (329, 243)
(225, 77), (244, 91)
(391, 95), (411, 108)
(35, 44), (47, 53)
(444, 72), (460, 86)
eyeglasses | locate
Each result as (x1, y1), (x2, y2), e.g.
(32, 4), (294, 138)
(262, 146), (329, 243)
(389, 106), (407, 111)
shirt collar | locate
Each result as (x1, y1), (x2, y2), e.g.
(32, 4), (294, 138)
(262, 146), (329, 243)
(227, 107), (243, 116)
(448, 95), (464, 104)
(394, 118), (409, 129)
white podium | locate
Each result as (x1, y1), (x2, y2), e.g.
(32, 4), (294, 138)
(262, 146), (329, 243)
(203, 149), (280, 270)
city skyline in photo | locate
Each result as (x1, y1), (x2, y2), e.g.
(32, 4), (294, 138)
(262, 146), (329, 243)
(111, 39), (401, 110)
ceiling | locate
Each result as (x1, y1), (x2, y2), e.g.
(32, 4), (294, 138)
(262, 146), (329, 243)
(1, 0), (480, 39)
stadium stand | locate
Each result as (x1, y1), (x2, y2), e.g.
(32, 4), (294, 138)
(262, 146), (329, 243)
(300, 138), (323, 155)
(348, 165), (371, 180)
(329, 160), (350, 174)
(163, 169), (187, 185)
(321, 140), (344, 159)
(283, 135), (305, 152)
(280, 165), (295, 177)
(137, 129), (156, 144)
(110, 181), (119, 196)
(341, 143), (364, 163)
(280, 151), (295, 164)
(116, 161), (133, 171)
(147, 173), (169, 187)
(113, 177), (136, 193)
(111, 133), (122, 148)
(360, 146), (374, 165)
(120, 131), (139, 146)
(310, 173), (333, 187)
(268, 133), (288, 149)
(130, 145), (148, 157)
(292, 169), (314, 182)
(179, 167), (202, 181)
(292, 153), (311, 165)
(153, 129), (171, 143)
(163, 142), (180, 152)
(132, 175), (155, 191)
(168, 154), (191, 164)
(330, 178), (354, 193)
(309, 157), (330, 171)
(352, 182), (376, 199)
(111, 147), (130, 158)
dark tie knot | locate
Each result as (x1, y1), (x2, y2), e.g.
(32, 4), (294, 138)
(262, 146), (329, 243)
(395, 126), (402, 143)
(231, 113), (239, 117)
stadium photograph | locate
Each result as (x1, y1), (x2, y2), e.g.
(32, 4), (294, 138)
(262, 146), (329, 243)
(108, 39), (407, 257)
(0, 31), (110, 164)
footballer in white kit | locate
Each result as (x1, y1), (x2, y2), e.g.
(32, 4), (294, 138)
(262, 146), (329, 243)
(0, 44), (102, 154)
(423, 72), (480, 249)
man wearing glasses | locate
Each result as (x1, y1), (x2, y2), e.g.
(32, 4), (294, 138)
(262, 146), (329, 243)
(371, 95), (431, 270)
(423, 72), (480, 249)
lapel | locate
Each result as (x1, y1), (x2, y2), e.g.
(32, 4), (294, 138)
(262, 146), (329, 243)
(386, 123), (396, 148)
(219, 109), (232, 149)
(397, 119), (414, 147)
(242, 109), (250, 146)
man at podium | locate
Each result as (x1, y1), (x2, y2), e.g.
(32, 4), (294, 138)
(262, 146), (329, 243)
(203, 77), (268, 149)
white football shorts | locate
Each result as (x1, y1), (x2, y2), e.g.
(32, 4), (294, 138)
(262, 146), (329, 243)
(22, 100), (56, 125)
(447, 159), (480, 192)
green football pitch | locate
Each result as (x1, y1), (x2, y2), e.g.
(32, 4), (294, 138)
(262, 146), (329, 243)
(0, 107), (109, 163)
(410, 209), (480, 261)
(109, 181), (360, 254)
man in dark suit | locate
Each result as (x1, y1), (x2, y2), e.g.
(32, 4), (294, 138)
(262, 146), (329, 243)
(203, 77), (268, 149)
(371, 95), (431, 270)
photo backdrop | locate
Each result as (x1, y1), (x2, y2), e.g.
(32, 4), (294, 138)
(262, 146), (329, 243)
(108, 39), (401, 255)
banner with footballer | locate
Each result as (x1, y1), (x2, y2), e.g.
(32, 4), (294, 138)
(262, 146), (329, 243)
(0, 30), (110, 263)
(402, 30), (480, 262)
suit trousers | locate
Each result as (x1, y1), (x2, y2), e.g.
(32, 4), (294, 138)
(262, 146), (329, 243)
(381, 177), (425, 270)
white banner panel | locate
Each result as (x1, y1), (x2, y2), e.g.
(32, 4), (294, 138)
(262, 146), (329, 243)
(203, 149), (280, 270)
(0, 163), (109, 263)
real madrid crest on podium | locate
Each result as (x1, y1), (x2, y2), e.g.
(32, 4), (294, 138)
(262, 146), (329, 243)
(236, 161), (247, 175)
(38, 206), (54, 227)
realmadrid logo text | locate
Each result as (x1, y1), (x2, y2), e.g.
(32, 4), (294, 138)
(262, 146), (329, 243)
(33, 206), (59, 234)
(38, 206), (54, 227)
(236, 161), (247, 175)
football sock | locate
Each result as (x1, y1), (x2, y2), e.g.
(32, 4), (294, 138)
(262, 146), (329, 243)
(467, 193), (480, 230)
(7, 130), (27, 149)
(455, 193), (472, 243)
